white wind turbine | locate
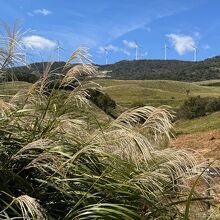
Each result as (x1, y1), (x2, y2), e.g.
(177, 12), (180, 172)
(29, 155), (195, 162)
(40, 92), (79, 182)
(55, 41), (64, 62)
(134, 40), (141, 60)
(104, 47), (109, 65)
(192, 45), (197, 62)
(163, 43), (169, 60)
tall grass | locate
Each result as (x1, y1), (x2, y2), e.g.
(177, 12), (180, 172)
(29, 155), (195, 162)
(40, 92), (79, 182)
(0, 23), (219, 219)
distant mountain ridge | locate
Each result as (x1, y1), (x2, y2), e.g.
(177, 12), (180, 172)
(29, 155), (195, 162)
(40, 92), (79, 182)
(4, 56), (220, 82)
(99, 56), (220, 81)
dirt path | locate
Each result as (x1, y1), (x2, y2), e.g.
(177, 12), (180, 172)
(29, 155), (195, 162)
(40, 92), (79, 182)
(170, 129), (220, 161)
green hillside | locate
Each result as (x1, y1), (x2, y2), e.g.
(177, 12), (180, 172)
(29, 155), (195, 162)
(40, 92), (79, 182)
(4, 55), (220, 83)
(99, 56), (220, 81)
(2, 79), (220, 134)
(175, 111), (220, 134)
(96, 79), (220, 108)
(2, 79), (220, 111)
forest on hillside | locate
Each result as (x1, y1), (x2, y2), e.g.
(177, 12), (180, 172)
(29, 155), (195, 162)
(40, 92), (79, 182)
(4, 56), (220, 83)
(99, 56), (220, 81)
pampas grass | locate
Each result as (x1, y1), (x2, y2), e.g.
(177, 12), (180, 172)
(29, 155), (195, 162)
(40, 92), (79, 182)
(0, 23), (219, 219)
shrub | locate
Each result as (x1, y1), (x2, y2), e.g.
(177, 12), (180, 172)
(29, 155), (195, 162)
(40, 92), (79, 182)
(178, 96), (220, 119)
(179, 96), (207, 119)
(205, 97), (220, 112)
(87, 88), (117, 117)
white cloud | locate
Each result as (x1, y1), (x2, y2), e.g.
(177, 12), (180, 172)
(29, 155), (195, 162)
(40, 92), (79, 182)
(98, 44), (119, 53)
(121, 49), (131, 56)
(166, 34), (195, 55)
(22, 35), (57, 50)
(122, 40), (137, 49)
(33, 8), (52, 16)
(99, 44), (133, 56)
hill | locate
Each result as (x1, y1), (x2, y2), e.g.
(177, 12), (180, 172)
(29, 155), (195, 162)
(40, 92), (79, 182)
(3, 55), (220, 83)
(99, 56), (220, 81)
(3, 62), (67, 83)
(95, 79), (220, 108)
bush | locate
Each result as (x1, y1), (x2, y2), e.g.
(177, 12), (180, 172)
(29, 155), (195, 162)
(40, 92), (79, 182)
(87, 89), (117, 118)
(205, 97), (220, 112)
(178, 96), (220, 119)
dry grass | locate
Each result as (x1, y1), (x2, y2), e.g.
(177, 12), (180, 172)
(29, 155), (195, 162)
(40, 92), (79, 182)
(0, 23), (219, 219)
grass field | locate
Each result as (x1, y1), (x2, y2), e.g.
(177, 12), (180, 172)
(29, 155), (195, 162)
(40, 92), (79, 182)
(96, 79), (220, 109)
(2, 80), (220, 109)
(1, 79), (220, 133)
(0, 81), (31, 100)
(0, 81), (112, 126)
(195, 79), (220, 86)
(174, 111), (220, 134)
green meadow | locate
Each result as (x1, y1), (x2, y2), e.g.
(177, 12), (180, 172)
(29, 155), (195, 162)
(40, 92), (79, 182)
(96, 79), (220, 109)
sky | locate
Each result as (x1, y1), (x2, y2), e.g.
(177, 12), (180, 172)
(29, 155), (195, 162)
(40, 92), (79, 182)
(1, 0), (220, 64)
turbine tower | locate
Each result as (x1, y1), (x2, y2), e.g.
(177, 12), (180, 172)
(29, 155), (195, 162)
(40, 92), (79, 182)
(193, 46), (197, 62)
(135, 43), (138, 60)
(56, 41), (64, 62)
(104, 47), (109, 65)
(164, 43), (168, 60)
(135, 41), (141, 60)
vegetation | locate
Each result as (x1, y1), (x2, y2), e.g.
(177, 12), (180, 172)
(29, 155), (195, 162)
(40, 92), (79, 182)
(87, 88), (117, 118)
(4, 55), (220, 84)
(0, 22), (219, 219)
(177, 96), (220, 119)
(195, 79), (220, 87)
(4, 62), (66, 83)
(95, 79), (220, 109)
(1, 50), (208, 219)
(98, 57), (220, 81)
(175, 111), (220, 134)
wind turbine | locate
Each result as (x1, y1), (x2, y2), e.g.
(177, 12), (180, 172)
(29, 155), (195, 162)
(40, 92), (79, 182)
(163, 43), (169, 60)
(193, 45), (197, 62)
(104, 47), (109, 65)
(55, 41), (64, 62)
(134, 41), (142, 60)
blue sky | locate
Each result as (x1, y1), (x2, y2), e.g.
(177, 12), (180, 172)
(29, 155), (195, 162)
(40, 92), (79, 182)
(2, 0), (220, 64)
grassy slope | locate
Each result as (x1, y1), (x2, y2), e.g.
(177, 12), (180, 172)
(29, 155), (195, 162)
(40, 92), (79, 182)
(0, 81), (112, 126)
(96, 79), (220, 109)
(2, 79), (220, 110)
(175, 111), (220, 134)
(0, 81), (31, 94)
(96, 79), (220, 136)
(195, 79), (220, 86)
(2, 80), (220, 134)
